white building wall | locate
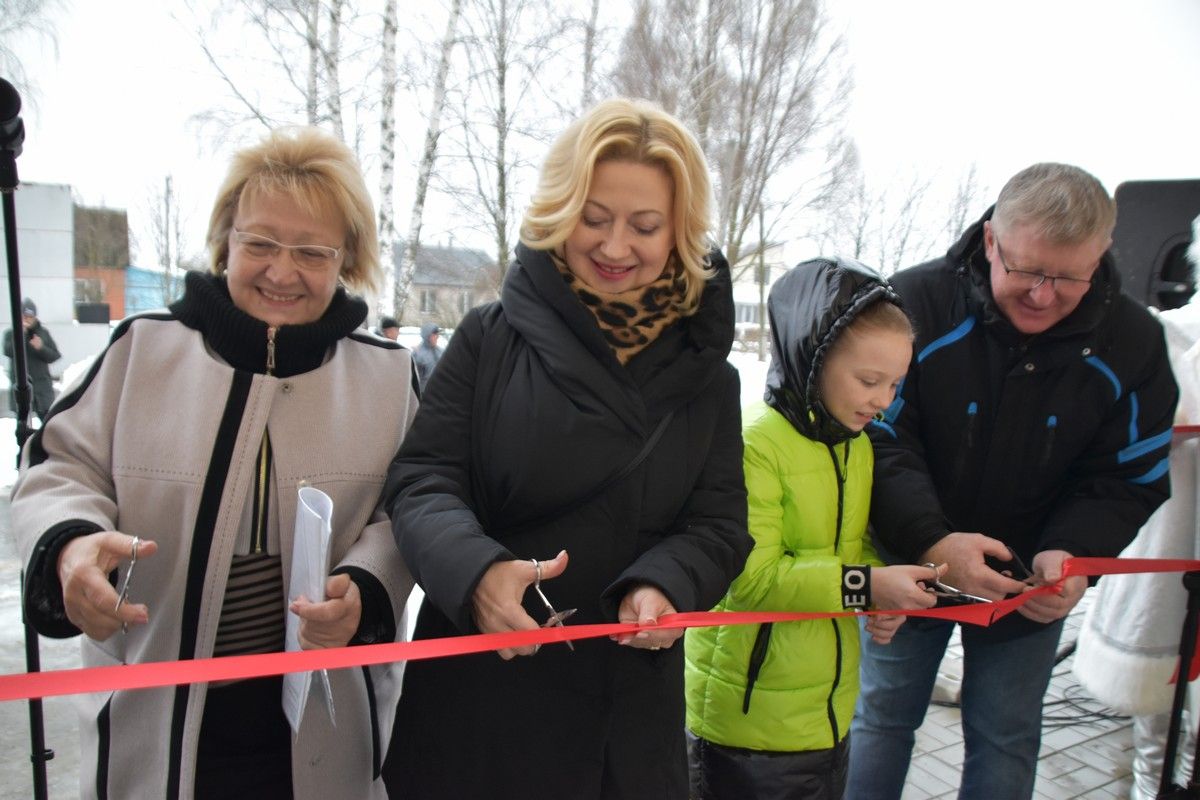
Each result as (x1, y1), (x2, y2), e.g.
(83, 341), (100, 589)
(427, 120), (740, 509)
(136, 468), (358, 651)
(0, 182), (111, 383)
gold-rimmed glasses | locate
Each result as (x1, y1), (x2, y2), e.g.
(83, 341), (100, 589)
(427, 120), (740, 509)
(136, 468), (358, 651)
(232, 228), (343, 271)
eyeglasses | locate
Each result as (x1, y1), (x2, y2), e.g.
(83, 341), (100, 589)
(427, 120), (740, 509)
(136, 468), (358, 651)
(232, 229), (343, 271)
(994, 236), (1094, 296)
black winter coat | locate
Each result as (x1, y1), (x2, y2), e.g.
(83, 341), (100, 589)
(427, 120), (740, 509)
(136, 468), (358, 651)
(868, 209), (1178, 638)
(4, 320), (61, 418)
(383, 243), (751, 799)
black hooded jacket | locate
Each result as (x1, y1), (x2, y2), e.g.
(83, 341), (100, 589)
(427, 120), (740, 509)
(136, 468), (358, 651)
(383, 242), (751, 799)
(765, 255), (903, 445)
(868, 209), (1178, 602)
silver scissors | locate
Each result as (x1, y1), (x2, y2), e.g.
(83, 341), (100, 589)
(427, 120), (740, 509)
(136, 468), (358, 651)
(921, 563), (991, 605)
(114, 536), (140, 633)
(531, 558), (576, 651)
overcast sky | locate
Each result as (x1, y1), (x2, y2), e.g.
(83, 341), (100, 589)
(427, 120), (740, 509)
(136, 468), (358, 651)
(6, 0), (1200, 265)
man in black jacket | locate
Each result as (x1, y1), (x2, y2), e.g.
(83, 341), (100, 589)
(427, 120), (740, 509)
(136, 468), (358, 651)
(3, 297), (61, 422)
(845, 164), (1178, 800)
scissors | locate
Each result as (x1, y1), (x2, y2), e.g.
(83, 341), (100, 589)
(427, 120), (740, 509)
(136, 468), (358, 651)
(921, 563), (991, 605)
(114, 536), (140, 633)
(531, 559), (576, 651)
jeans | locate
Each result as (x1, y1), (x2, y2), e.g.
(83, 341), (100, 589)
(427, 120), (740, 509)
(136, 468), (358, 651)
(845, 616), (1064, 800)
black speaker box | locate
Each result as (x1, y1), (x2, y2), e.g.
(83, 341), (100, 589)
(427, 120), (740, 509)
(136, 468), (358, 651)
(75, 302), (111, 324)
(1111, 179), (1200, 309)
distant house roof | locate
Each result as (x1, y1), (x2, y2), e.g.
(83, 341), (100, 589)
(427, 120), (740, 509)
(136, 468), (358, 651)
(395, 244), (494, 288)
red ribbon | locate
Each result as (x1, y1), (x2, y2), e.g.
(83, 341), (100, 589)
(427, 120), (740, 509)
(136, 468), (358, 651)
(2, 556), (1198, 703)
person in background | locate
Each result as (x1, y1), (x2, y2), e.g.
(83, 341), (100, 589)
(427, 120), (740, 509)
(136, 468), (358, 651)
(845, 163), (1179, 800)
(685, 257), (941, 800)
(377, 314), (400, 341)
(382, 97), (752, 799)
(3, 296), (61, 422)
(1073, 214), (1200, 800)
(412, 321), (443, 385)
(10, 126), (418, 800)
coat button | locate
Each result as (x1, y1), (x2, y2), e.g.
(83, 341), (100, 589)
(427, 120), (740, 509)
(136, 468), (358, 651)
(1024, 363), (1035, 372)
(282, 382), (293, 393)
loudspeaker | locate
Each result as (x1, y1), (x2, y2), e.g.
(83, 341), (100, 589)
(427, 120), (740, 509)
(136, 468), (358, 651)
(75, 302), (110, 324)
(1110, 179), (1200, 309)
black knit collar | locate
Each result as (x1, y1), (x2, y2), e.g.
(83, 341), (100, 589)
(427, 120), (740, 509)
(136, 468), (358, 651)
(170, 271), (367, 378)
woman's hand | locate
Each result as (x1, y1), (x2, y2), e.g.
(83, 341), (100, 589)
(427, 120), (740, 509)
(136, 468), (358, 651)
(471, 550), (569, 660)
(613, 585), (682, 651)
(57, 531), (158, 641)
(291, 573), (363, 649)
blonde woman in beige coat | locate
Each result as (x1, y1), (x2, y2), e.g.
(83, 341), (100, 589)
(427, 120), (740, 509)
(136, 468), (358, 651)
(11, 127), (417, 800)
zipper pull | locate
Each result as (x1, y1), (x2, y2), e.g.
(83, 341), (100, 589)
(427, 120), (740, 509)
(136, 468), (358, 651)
(266, 326), (277, 376)
(1042, 415), (1058, 467)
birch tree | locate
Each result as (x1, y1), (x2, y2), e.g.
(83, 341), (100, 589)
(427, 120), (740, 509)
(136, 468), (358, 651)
(187, 0), (358, 138)
(580, 0), (600, 110)
(377, 0), (398, 313)
(393, 0), (463, 318)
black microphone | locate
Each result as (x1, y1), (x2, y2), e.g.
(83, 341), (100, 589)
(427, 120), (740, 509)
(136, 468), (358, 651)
(0, 78), (25, 157)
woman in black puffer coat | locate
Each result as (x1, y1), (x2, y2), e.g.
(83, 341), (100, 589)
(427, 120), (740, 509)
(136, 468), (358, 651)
(382, 97), (752, 800)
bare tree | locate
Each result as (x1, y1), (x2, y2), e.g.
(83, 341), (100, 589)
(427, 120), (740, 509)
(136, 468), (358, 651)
(440, 0), (565, 285)
(610, 0), (854, 274)
(323, 0), (345, 138)
(945, 163), (989, 242)
(185, 0), (362, 138)
(377, 0), (399, 313)
(393, 0), (464, 318)
(580, 0), (600, 110)
(819, 166), (937, 276)
(0, 0), (64, 103)
(144, 176), (191, 304)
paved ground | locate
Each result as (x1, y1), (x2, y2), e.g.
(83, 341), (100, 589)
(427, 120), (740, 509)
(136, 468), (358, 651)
(0, 473), (1143, 798)
(903, 590), (1137, 800)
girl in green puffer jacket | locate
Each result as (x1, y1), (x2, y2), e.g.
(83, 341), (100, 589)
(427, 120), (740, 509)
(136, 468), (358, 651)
(685, 257), (945, 800)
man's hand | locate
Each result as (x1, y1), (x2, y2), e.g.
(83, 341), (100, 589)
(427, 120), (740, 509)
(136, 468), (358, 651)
(1017, 549), (1087, 624)
(28, 333), (42, 350)
(471, 550), (568, 660)
(291, 573), (363, 649)
(920, 532), (1029, 601)
(58, 531), (158, 641)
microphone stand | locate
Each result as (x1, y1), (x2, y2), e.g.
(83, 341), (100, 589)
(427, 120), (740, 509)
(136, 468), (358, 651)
(1159, 571), (1200, 799)
(1, 78), (53, 800)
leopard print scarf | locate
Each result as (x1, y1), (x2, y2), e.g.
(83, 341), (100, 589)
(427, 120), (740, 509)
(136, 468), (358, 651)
(552, 252), (688, 365)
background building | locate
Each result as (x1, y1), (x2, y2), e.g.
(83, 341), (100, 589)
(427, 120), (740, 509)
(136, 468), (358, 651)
(396, 243), (498, 328)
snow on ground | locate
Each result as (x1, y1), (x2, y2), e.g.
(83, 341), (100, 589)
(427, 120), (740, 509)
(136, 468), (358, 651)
(729, 350), (772, 410)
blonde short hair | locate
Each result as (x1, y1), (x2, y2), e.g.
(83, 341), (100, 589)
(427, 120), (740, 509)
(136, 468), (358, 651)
(992, 162), (1116, 245)
(520, 97), (715, 313)
(206, 126), (380, 294)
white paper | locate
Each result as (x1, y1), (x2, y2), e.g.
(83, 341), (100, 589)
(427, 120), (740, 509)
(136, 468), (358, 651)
(283, 486), (337, 733)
